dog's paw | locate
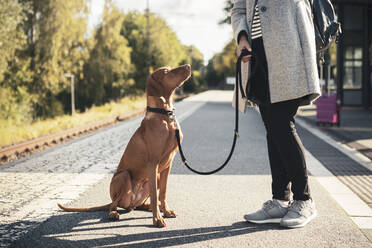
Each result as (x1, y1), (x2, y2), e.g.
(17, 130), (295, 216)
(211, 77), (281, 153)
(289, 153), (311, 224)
(136, 203), (152, 212)
(108, 211), (120, 220)
(163, 209), (177, 218)
(153, 216), (166, 228)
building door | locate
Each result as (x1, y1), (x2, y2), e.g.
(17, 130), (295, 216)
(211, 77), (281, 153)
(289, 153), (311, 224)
(342, 4), (364, 106)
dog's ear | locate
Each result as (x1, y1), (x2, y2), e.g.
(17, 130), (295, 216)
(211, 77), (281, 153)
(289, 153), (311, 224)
(146, 75), (163, 97)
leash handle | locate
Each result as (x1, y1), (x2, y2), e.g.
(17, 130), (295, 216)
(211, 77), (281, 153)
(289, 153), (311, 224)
(240, 48), (252, 57)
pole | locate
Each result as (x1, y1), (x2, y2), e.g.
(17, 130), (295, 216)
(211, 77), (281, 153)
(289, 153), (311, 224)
(146, 0), (151, 73)
(64, 73), (75, 115)
(71, 74), (75, 115)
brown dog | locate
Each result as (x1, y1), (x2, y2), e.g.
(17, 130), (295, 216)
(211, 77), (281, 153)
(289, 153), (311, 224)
(58, 64), (191, 227)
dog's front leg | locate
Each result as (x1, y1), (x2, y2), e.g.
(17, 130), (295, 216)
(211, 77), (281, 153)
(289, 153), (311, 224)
(148, 164), (166, 227)
(159, 164), (177, 218)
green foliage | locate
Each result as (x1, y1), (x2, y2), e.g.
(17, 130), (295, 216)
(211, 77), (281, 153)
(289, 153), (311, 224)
(182, 45), (204, 70)
(181, 45), (206, 92)
(0, 0), (211, 137)
(213, 39), (236, 76)
(220, 0), (233, 25)
(0, 95), (145, 148)
(0, 86), (34, 125)
(205, 1), (236, 88)
(0, 0), (29, 81)
(149, 14), (187, 69)
(27, 0), (88, 117)
(0, 0), (34, 123)
(205, 60), (220, 88)
(78, 3), (133, 109)
(205, 39), (237, 88)
(184, 70), (207, 93)
(121, 11), (187, 91)
(120, 11), (149, 92)
(34, 0), (88, 92)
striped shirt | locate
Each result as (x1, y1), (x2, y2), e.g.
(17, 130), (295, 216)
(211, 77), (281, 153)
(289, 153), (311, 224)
(251, 5), (263, 39)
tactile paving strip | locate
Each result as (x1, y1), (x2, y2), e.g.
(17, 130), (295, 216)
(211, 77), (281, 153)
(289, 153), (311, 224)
(296, 125), (372, 208)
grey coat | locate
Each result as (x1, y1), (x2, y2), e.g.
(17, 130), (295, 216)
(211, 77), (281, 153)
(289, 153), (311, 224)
(231, 0), (321, 112)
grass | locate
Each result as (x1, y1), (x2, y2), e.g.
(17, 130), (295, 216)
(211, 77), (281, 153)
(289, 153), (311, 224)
(0, 95), (146, 149)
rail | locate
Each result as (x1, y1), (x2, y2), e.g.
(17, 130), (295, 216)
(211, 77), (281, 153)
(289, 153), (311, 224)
(0, 108), (145, 165)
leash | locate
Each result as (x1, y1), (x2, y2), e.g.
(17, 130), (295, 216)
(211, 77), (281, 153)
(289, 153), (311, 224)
(175, 49), (253, 175)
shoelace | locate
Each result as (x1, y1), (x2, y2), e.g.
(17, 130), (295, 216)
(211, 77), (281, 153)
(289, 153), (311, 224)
(288, 200), (306, 214)
(263, 200), (276, 210)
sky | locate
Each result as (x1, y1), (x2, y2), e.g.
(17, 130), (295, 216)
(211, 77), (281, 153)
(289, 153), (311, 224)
(88, 0), (233, 63)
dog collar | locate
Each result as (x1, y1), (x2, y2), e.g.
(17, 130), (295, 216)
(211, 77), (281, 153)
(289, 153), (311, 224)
(146, 106), (176, 121)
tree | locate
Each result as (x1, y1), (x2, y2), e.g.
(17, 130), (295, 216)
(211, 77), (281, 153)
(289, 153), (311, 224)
(205, 0), (235, 89)
(121, 11), (187, 92)
(1, 0), (203, 122)
(78, 2), (133, 109)
(149, 15), (187, 69)
(120, 11), (149, 93)
(205, 39), (237, 88)
(181, 45), (206, 92)
(219, 0), (233, 25)
(0, 0), (34, 123)
(22, 0), (89, 117)
(205, 59), (220, 88)
(0, 0), (29, 82)
(182, 45), (204, 71)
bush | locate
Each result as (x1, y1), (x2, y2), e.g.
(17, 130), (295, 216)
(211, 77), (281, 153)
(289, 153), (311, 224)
(0, 86), (34, 124)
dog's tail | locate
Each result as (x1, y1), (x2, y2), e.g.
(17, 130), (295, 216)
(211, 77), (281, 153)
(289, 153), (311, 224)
(57, 203), (111, 212)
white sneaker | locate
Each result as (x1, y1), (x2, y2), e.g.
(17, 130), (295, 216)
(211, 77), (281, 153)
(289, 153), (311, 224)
(280, 199), (317, 228)
(244, 199), (289, 224)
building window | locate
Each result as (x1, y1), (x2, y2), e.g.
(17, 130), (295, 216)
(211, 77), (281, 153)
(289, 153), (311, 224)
(343, 46), (363, 89)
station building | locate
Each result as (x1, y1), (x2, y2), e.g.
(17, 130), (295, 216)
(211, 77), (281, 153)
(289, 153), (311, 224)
(331, 0), (371, 108)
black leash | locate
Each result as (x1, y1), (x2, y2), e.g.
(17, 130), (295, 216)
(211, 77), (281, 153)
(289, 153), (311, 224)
(175, 49), (253, 175)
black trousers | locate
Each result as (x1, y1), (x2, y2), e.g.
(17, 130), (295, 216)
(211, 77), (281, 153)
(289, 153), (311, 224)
(250, 37), (311, 201)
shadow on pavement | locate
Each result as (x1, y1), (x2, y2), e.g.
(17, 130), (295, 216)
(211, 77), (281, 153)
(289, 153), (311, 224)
(12, 211), (282, 248)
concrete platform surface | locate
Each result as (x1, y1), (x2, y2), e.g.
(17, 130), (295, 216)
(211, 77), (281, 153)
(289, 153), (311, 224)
(3, 90), (372, 247)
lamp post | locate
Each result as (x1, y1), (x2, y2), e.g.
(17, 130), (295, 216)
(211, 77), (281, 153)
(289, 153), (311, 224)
(146, 0), (151, 74)
(64, 73), (75, 115)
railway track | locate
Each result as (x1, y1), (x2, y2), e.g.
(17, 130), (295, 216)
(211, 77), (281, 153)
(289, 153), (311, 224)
(0, 108), (145, 165)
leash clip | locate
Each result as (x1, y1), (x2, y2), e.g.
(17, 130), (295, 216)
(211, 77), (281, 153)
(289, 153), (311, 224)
(170, 113), (176, 123)
(169, 108), (176, 123)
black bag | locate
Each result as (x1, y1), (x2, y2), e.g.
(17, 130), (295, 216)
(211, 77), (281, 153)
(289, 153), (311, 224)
(308, 0), (342, 54)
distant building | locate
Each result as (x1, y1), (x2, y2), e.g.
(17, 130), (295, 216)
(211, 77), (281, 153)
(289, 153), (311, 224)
(332, 0), (371, 108)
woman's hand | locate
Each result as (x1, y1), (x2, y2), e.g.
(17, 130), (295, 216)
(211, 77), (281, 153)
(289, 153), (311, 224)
(237, 36), (252, 63)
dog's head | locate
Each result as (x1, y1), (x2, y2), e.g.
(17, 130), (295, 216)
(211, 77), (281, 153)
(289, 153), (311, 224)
(146, 64), (191, 98)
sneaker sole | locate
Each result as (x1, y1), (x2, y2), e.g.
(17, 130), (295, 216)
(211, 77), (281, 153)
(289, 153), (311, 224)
(244, 216), (282, 224)
(280, 210), (317, 228)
